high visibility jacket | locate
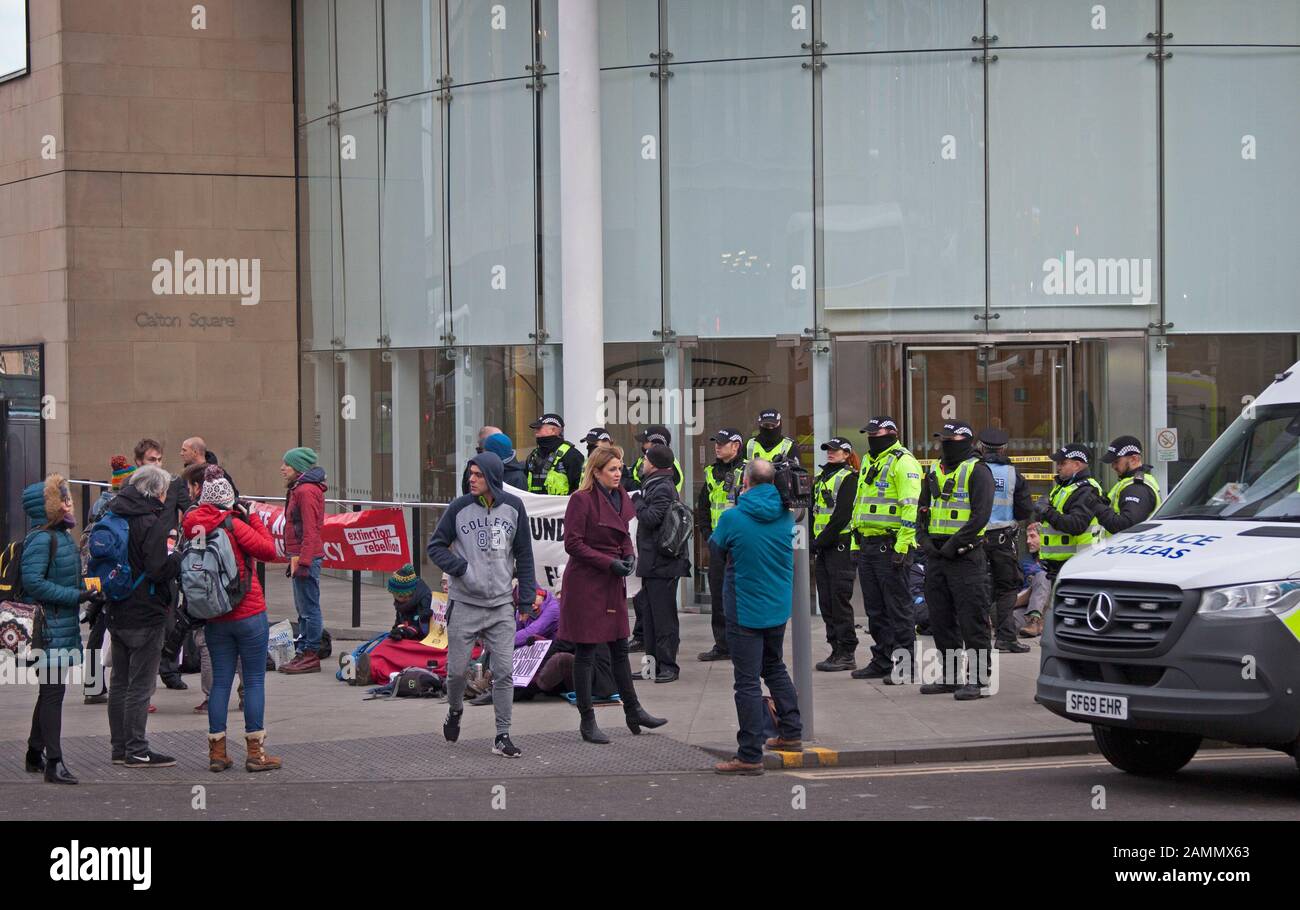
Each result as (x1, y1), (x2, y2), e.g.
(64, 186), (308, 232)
(813, 465), (855, 539)
(1041, 477), (1104, 561)
(1100, 470), (1162, 538)
(926, 457), (986, 539)
(705, 460), (746, 530)
(633, 456), (684, 493)
(987, 462), (1018, 530)
(527, 442), (574, 496)
(746, 436), (794, 463)
(852, 442), (922, 550)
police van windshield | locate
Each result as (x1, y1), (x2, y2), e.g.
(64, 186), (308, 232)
(1159, 404), (1300, 521)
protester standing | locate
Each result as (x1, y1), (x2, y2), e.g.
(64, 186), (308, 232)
(632, 444), (689, 683)
(279, 447), (327, 674)
(559, 446), (667, 744)
(22, 475), (99, 784)
(82, 455), (134, 704)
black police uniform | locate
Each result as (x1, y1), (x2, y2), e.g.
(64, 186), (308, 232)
(1094, 466), (1159, 535)
(1036, 469), (1105, 582)
(812, 461), (859, 659)
(980, 429), (1034, 648)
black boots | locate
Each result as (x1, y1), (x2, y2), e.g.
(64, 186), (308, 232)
(24, 748), (45, 773)
(43, 759), (78, 785)
(579, 709), (610, 745)
(625, 705), (667, 735)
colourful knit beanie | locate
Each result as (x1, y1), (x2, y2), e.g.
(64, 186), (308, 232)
(388, 564), (419, 597)
(283, 447), (318, 474)
(109, 455), (135, 489)
(198, 465), (236, 509)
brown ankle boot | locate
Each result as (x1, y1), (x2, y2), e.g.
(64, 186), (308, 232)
(280, 650), (320, 675)
(208, 733), (233, 772)
(245, 731), (282, 772)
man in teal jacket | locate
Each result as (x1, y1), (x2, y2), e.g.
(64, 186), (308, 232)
(708, 459), (803, 775)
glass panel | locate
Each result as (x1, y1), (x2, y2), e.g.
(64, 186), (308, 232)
(419, 347), (459, 504)
(905, 347), (983, 462)
(298, 0), (335, 121)
(988, 48), (1157, 331)
(1082, 336), (1147, 490)
(987, 346), (1068, 460)
(540, 74), (562, 343)
(371, 350), (393, 501)
(601, 67), (661, 343)
(820, 0), (983, 54)
(665, 0), (808, 63)
(338, 106), (382, 347)
(602, 342), (668, 452)
(539, 0), (558, 68)
(821, 52), (984, 333)
(831, 339), (899, 443)
(300, 119), (341, 351)
(1167, 1), (1300, 46)
(381, 95), (445, 348)
(1166, 335), (1297, 486)
(447, 0), (533, 84)
(598, 0), (659, 68)
(336, 0), (380, 111)
(988, 0), (1155, 47)
(447, 80), (537, 346)
(666, 59), (812, 338)
(383, 0), (440, 98)
(1165, 49), (1300, 333)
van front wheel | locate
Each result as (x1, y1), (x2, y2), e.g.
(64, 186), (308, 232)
(1093, 725), (1202, 776)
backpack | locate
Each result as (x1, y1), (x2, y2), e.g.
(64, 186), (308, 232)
(179, 518), (249, 620)
(394, 666), (444, 698)
(656, 498), (695, 558)
(1, 533), (58, 603)
(86, 513), (146, 602)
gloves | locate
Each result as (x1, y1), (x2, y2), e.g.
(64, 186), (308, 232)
(1031, 496), (1052, 523)
(940, 538), (960, 560)
(525, 635), (539, 646)
(77, 588), (99, 603)
(609, 557), (634, 577)
(921, 539), (941, 560)
(891, 548), (913, 569)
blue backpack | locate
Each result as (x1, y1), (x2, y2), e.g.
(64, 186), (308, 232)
(86, 513), (146, 602)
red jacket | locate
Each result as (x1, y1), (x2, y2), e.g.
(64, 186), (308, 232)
(181, 505), (278, 623)
(284, 466), (327, 563)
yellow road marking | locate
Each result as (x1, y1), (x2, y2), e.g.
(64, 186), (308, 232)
(785, 749), (1283, 780)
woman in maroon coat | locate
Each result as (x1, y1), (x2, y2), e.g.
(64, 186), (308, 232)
(559, 445), (667, 744)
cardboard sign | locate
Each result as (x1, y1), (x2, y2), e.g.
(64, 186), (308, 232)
(511, 638), (553, 687)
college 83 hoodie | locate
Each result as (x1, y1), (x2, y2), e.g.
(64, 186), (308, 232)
(427, 453), (536, 609)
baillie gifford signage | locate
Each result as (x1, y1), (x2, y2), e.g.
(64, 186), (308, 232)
(604, 358), (769, 405)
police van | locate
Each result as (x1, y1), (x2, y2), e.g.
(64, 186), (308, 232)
(1037, 362), (1300, 775)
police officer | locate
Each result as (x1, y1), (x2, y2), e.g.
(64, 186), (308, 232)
(524, 413), (585, 495)
(1027, 443), (1106, 636)
(917, 419), (995, 700)
(978, 428), (1033, 654)
(811, 437), (860, 672)
(746, 409), (800, 465)
(625, 426), (684, 493)
(849, 416), (923, 682)
(581, 427), (613, 459)
(1095, 435), (1161, 536)
(695, 428), (746, 662)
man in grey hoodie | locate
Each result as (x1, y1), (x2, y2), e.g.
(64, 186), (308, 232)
(427, 452), (536, 758)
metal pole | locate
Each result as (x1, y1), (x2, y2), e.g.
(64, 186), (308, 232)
(791, 507), (814, 742)
(351, 503), (362, 628)
(411, 506), (422, 572)
(80, 483), (91, 529)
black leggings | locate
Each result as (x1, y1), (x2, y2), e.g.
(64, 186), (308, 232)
(573, 640), (639, 713)
(28, 683), (66, 762)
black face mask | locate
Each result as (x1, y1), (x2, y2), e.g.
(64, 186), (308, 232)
(757, 426), (783, 446)
(585, 443), (598, 457)
(867, 435), (896, 458)
(941, 439), (974, 465)
(535, 434), (561, 451)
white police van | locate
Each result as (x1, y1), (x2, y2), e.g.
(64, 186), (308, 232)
(1037, 362), (1300, 775)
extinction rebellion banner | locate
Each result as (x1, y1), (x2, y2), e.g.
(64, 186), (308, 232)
(247, 502), (411, 572)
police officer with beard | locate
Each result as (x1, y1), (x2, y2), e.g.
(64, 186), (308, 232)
(978, 428), (1033, 654)
(917, 419), (995, 700)
(1095, 435), (1161, 537)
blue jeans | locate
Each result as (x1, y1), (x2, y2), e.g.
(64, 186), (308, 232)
(206, 612), (269, 735)
(291, 556), (324, 652)
(726, 621), (803, 764)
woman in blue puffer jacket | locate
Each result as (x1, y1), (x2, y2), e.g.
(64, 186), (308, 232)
(21, 474), (101, 785)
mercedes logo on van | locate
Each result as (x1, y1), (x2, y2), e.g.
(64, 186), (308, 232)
(1086, 592), (1116, 633)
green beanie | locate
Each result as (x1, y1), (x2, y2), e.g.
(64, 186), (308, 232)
(283, 447), (319, 475)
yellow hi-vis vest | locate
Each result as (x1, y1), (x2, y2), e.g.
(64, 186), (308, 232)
(1041, 477), (1105, 560)
(852, 444), (922, 550)
(1105, 471), (1162, 528)
(633, 456), (684, 493)
(813, 466), (855, 539)
(527, 442), (574, 496)
(926, 457), (986, 538)
(746, 436), (793, 463)
(705, 460), (745, 530)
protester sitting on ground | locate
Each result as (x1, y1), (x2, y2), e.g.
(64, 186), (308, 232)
(387, 563), (434, 639)
(106, 464), (182, 768)
(467, 586), (561, 706)
(23, 474), (101, 785)
(181, 466), (282, 773)
(518, 639), (620, 702)
(1017, 524), (1051, 639)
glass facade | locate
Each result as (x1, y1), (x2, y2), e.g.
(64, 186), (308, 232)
(296, 1), (1300, 586)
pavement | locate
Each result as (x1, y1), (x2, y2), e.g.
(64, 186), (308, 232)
(1, 570), (1093, 783)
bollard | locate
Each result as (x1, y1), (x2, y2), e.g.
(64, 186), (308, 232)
(791, 507), (814, 742)
(351, 504), (362, 628)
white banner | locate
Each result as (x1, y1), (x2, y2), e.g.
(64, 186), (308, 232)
(506, 485), (641, 599)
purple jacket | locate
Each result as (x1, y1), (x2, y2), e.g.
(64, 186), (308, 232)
(515, 589), (561, 648)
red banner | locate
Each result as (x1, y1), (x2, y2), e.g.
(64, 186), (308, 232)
(247, 502), (411, 572)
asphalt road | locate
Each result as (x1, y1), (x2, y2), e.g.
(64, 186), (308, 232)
(6, 750), (1298, 821)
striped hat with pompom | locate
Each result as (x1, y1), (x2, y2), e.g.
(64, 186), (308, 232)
(110, 455), (135, 489)
(387, 564), (419, 597)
